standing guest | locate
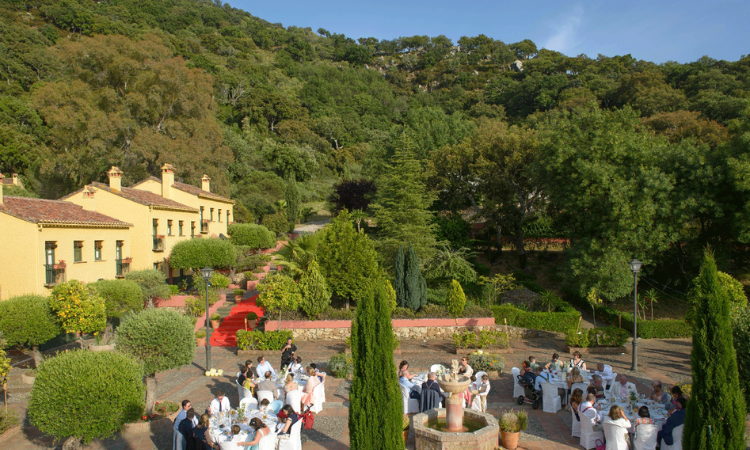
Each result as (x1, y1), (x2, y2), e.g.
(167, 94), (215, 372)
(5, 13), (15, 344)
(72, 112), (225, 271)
(602, 405), (631, 450)
(474, 374), (490, 412)
(256, 356), (275, 380)
(545, 353), (563, 372)
(173, 399), (192, 450)
(629, 406), (654, 435)
(570, 351), (587, 371)
(596, 363), (613, 388)
(650, 380), (672, 407)
(302, 366), (322, 406)
(178, 408), (196, 442)
(534, 366), (550, 391)
(288, 356), (304, 374)
(208, 391), (231, 416)
(284, 374), (299, 394)
(589, 374), (606, 400)
(277, 405), (299, 435)
(578, 393), (603, 431)
(280, 337), (297, 368)
(194, 414), (219, 450)
(657, 398), (687, 447)
(258, 371), (279, 400)
(458, 356), (474, 377)
(238, 366), (249, 387)
(241, 418), (271, 449)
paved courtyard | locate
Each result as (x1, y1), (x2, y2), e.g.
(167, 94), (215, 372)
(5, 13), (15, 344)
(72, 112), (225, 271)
(1, 334), (699, 450)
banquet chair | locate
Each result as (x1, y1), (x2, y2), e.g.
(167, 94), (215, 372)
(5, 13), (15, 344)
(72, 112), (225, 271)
(541, 382), (561, 413)
(603, 421), (629, 450)
(660, 424), (683, 450)
(269, 400), (284, 415)
(257, 428), (279, 450)
(237, 380), (252, 401)
(219, 439), (242, 450)
(285, 389), (303, 414)
(310, 382), (326, 414)
(400, 384), (419, 414)
(277, 420), (303, 450)
(511, 367), (524, 399)
(239, 396), (258, 412)
(632, 423), (658, 450)
(430, 364), (444, 374)
(173, 428), (186, 450)
(579, 415), (604, 449)
(570, 407), (580, 437)
(571, 382), (588, 396)
(607, 373), (617, 389)
(257, 390), (275, 404)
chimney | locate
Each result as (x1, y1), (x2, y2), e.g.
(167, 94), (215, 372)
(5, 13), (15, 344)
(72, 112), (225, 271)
(0, 173), (4, 205)
(161, 163), (175, 199)
(107, 166), (123, 191)
(82, 187), (96, 211)
(11, 173), (19, 186)
(201, 175), (210, 192)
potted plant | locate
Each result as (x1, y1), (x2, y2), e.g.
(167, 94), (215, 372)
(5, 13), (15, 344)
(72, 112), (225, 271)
(210, 313), (221, 329)
(234, 289), (244, 302)
(246, 312), (258, 329)
(402, 414), (410, 444)
(498, 409), (527, 450)
(195, 330), (206, 347)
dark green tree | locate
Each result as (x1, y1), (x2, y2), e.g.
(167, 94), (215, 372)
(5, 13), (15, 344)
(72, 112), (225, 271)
(394, 245), (405, 307)
(684, 250), (746, 450)
(285, 174), (300, 233)
(349, 281), (403, 450)
(403, 243), (427, 311)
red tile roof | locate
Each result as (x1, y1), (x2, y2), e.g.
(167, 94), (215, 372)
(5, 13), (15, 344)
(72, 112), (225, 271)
(62, 183), (198, 212)
(0, 197), (132, 227)
(133, 176), (234, 204)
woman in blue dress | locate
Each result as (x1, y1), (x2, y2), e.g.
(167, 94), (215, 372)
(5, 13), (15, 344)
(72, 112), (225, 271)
(241, 417), (271, 449)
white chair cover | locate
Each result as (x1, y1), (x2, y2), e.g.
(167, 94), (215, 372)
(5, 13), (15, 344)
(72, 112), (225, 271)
(277, 419), (303, 450)
(285, 389), (304, 414)
(399, 384), (419, 414)
(571, 382), (588, 395)
(219, 440), (242, 450)
(257, 428), (279, 450)
(661, 424), (683, 450)
(570, 408), (581, 437)
(541, 382), (561, 413)
(511, 367), (524, 399)
(309, 382), (326, 414)
(633, 423), (658, 450)
(474, 371), (487, 381)
(173, 428), (187, 450)
(603, 421), (630, 450)
(579, 413), (604, 449)
(257, 390), (275, 404)
(239, 396), (258, 412)
(430, 364), (444, 373)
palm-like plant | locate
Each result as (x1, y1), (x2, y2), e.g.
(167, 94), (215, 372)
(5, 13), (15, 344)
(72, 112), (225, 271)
(538, 290), (557, 313)
(424, 243), (477, 284)
(644, 288), (659, 321)
(274, 233), (319, 278)
(274, 199), (288, 213)
(351, 209), (369, 233)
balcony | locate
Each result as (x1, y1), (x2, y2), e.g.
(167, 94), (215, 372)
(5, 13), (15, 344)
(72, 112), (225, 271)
(153, 236), (165, 252)
(200, 220), (209, 234)
(116, 258), (132, 278)
(44, 263), (66, 287)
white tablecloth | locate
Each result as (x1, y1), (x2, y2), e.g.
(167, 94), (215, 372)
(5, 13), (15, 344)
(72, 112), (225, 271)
(596, 399), (668, 432)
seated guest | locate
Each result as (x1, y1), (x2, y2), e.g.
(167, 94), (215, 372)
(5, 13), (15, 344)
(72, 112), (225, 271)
(174, 399), (192, 432)
(570, 351), (587, 371)
(578, 392), (602, 431)
(302, 366), (322, 406)
(629, 406), (654, 434)
(258, 399), (270, 413)
(545, 353), (563, 372)
(596, 363), (613, 377)
(458, 357), (473, 377)
(288, 356), (304, 374)
(609, 375), (637, 400)
(277, 405), (299, 435)
(421, 372), (441, 394)
(256, 356), (275, 380)
(567, 366), (584, 391)
(398, 361), (416, 382)
(284, 374), (298, 394)
(569, 389), (583, 421)
(238, 366), (249, 387)
(533, 366), (550, 391)
(671, 385), (686, 408)
(194, 413), (220, 450)
(243, 371), (258, 395)
(657, 398), (687, 447)
(208, 391), (230, 416)
(309, 363), (326, 382)
(650, 380), (672, 407)
(602, 405), (631, 448)
(241, 418), (271, 449)
(178, 408), (196, 441)
(589, 374), (605, 400)
(528, 355), (539, 371)
(398, 361), (421, 400)
(520, 361), (536, 386)
(257, 371), (279, 400)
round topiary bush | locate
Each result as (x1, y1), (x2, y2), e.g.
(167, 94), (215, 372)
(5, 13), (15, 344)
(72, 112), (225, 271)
(115, 308), (195, 414)
(49, 280), (107, 335)
(228, 224), (277, 249)
(89, 279), (143, 319)
(0, 295), (60, 367)
(28, 349), (144, 446)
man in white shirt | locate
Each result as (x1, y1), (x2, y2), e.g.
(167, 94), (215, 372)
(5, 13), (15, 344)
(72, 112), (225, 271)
(172, 399), (191, 450)
(256, 355), (275, 380)
(288, 356), (304, 374)
(578, 393), (603, 431)
(533, 366), (550, 391)
(208, 390), (231, 416)
(608, 375), (637, 400)
(596, 363), (614, 388)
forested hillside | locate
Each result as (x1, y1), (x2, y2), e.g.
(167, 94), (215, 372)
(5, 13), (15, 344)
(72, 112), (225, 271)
(2, 0), (750, 296)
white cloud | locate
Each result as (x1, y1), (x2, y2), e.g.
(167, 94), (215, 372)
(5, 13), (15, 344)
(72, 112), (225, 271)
(544, 4), (584, 54)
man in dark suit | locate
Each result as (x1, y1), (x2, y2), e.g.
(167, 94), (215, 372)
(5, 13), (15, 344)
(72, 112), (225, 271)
(421, 372), (441, 394)
(420, 372), (442, 410)
(178, 408), (196, 443)
(657, 397), (687, 447)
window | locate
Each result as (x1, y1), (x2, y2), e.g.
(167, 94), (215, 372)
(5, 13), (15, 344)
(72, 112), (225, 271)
(227, 210), (230, 223)
(45, 242), (56, 286)
(210, 208), (214, 221)
(179, 221), (184, 236)
(74, 241), (83, 262)
(116, 241), (124, 276)
(191, 221), (195, 238)
(95, 241), (103, 261)
(167, 220), (173, 236)
(152, 219), (158, 236)
(218, 209), (222, 222)
(200, 206), (204, 222)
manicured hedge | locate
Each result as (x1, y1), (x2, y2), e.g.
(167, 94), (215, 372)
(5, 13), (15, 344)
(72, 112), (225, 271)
(453, 330), (510, 349)
(565, 327), (628, 348)
(492, 294), (580, 333)
(169, 238), (236, 270)
(228, 224), (276, 249)
(565, 291), (692, 339)
(236, 330), (293, 350)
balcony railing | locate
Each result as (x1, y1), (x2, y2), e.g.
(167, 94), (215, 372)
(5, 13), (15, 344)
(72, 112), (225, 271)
(153, 236), (165, 252)
(44, 265), (66, 287)
(116, 258), (132, 278)
(200, 221), (209, 234)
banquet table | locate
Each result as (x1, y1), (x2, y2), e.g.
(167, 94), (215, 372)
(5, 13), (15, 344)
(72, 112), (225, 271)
(208, 408), (282, 449)
(595, 398), (668, 432)
(269, 372), (308, 400)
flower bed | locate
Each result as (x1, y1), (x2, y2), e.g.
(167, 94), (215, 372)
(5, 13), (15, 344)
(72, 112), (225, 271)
(565, 327), (630, 354)
(453, 329), (511, 354)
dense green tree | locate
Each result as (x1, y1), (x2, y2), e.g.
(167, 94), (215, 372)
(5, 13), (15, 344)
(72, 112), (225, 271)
(445, 279), (466, 318)
(89, 279), (143, 320)
(398, 243), (427, 311)
(168, 239), (237, 271)
(298, 259), (331, 319)
(0, 295), (59, 367)
(124, 269), (172, 308)
(349, 281), (403, 450)
(684, 250), (746, 450)
(394, 245), (405, 307)
(285, 175), (300, 233)
(257, 273), (302, 327)
(731, 308), (750, 406)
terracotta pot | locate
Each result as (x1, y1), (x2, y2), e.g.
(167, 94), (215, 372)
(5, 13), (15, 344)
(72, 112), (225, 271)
(402, 429), (409, 444)
(500, 430), (520, 450)
(210, 319), (221, 329)
(196, 337), (206, 347)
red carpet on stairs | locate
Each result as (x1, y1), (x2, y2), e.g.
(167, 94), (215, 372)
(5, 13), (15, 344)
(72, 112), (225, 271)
(210, 294), (264, 347)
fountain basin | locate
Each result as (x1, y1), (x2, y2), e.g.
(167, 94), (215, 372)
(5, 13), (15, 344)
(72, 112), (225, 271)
(413, 408), (499, 450)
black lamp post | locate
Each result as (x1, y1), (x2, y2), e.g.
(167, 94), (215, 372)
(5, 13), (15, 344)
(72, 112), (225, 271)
(201, 266), (214, 371)
(629, 259), (642, 371)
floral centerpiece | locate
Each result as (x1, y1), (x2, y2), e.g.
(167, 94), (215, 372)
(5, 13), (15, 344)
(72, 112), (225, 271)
(278, 365), (289, 381)
(628, 391), (638, 409)
(434, 365), (446, 377)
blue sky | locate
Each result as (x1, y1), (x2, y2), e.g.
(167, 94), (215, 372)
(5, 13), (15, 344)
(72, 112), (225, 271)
(228, 0), (749, 64)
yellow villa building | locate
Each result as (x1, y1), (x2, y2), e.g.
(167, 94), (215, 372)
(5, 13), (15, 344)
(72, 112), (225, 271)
(0, 174), (133, 300)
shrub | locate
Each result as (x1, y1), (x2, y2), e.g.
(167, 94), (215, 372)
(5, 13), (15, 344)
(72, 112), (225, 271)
(154, 400), (179, 416)
(328, 352), (354, 378)
(262, 212), (288, 235)
(565, 328), (628, 348)
(191, 272), (225, 305)
(49, 280), (107, 335)
(90, 279), (143, 319)
(732, 308), (750, 405)
(169, 238), (236, 270)
(195, 330), (206, 339)
(28, 349), (144, 445)
(236, 330), (293, 350)
(0, 408), (19, 436)
(169, 284), (180, 295)
(498, 410), (527, 433)
(244, 272), (258, 281)
(252, 267), (265, 273)
(257, 273), (301, 320)
(300, 207), (315, 223)
(391, 306), (416, 319)
(415, 304), (451, 319)
(453, 330), (510, 349)
(0, 295), (59, 366)
(445, 279), (466, 318)
(125, 269), (172, 305)
(468, 350), (505, 373)
(247, 312), (258, 321)
(492, 293), (580, 332)
(184, 296), (205, 317)
(462, 304), (495, 318)
(0, 347), (10, 380)
(228, 224), (277, 249)
(298, 259), (331, 319)
(235, 289), (244, 296)
(210, 313), (221, 321)
(426, 287), (448, 305)
(115, 308), (195, 414)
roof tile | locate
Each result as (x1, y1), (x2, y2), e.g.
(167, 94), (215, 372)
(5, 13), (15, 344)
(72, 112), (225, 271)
(87, 182), (198, 212)
(0, 197), (132, 227)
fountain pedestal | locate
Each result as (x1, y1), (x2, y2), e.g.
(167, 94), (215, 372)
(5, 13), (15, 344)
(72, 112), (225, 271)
(436, 362), (472, 432)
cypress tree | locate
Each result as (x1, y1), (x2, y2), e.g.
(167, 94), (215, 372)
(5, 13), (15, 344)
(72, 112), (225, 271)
(394, 245), (406, 307)
(446, 279), (466, 318)
(683, 250), (746, 450)
(404, 243), (427, 311)
(349, 281), (403, 450)
(285, 175), (300, 233)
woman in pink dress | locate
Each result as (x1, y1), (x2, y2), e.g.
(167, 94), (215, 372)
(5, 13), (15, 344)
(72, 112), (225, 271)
(302, 366), (320, 406)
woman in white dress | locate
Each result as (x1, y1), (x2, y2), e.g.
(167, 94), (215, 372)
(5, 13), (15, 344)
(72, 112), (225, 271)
(602, 405), (632, 450)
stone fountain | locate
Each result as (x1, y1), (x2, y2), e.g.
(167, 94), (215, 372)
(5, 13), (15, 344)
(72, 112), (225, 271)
(437, 360), (472, 431)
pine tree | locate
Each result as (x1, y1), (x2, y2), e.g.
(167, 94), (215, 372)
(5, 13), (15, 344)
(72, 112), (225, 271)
(349, 281), (403, 450)
(684, 250), (746, 450)
(394, 245), (406, 307)
(298, 259), (331, 319)
(446, 279), (466, 318)
(285, 175), (300, 233)
(403, 243), (427, 311)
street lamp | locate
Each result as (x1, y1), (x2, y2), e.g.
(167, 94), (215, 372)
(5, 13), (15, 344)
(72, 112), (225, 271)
(629, 259), (642, 371)
(201, 266), (214, 371)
